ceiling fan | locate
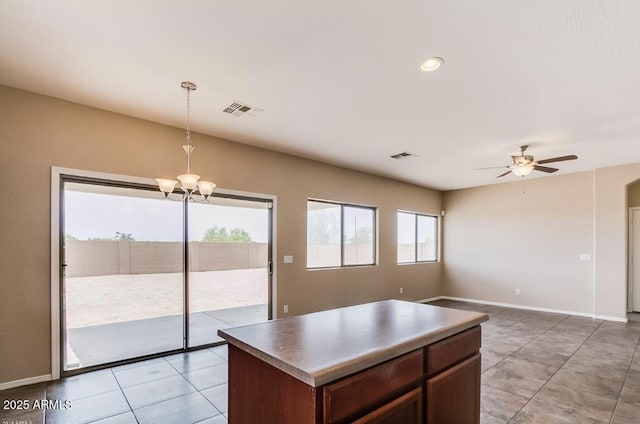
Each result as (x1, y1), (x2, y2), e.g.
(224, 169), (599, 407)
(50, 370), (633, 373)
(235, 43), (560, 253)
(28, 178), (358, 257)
(478, 145), (578, 178)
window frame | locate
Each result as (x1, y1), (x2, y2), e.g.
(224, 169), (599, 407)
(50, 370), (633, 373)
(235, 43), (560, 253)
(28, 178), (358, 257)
(51, 166), (277, 379)
(307, 199), (377, 269)
(397, 210), (439, 264)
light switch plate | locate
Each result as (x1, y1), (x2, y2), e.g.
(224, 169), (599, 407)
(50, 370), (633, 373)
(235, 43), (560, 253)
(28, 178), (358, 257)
(283, 255), (293, 264)
(579, 254), (592, 261)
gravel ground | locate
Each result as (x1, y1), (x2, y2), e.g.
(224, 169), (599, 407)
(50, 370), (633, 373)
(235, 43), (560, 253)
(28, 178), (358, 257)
(65, 268), (268, 328)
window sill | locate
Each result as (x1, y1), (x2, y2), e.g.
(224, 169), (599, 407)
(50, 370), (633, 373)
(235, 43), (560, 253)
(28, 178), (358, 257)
(397, 261), (439, 266)
(307, 264), (378, 271)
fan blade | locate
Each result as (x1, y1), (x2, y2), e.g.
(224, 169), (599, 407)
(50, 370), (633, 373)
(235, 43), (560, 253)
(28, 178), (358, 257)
(496, 170), (512, 178)
(536, 154), (577, 165)
(534, 165), (558, 173)
(473, 166), (509, 170)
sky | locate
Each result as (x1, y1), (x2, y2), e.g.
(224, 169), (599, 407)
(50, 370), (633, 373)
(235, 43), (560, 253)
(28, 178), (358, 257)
(64, 190), (269, 243)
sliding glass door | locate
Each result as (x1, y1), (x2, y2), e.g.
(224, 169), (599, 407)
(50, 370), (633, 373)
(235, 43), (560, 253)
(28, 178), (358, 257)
(187, 197), (271, 347)
(62, 182), (184, 371)
(61, 177), (272, 373)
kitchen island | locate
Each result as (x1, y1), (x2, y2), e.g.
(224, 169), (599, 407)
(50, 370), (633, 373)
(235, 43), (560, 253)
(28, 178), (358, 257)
(218, 299), (488, 424)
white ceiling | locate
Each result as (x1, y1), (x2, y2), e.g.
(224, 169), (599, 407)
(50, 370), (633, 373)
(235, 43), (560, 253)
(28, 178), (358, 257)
(1, 0), (640, 190)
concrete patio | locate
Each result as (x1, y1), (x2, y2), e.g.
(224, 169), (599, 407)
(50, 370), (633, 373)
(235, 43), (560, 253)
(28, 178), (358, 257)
(66, 304), (267, 369)
(64, 268), (269, 369)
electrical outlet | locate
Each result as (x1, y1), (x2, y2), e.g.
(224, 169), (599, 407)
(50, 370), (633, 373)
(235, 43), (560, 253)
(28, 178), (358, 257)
(400, 287), (404, 294)
(283, 304), (289, 314)
(515, 288), (521, 295)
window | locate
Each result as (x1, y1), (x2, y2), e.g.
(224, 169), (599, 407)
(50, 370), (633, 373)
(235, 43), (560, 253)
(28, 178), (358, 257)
(307, 200), (376, 268)
(397, 211), (438, 263)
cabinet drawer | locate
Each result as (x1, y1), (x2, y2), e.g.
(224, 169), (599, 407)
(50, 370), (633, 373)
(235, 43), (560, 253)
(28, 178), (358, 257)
(426, 326), (480, 376)
(323, 350), (423, 424)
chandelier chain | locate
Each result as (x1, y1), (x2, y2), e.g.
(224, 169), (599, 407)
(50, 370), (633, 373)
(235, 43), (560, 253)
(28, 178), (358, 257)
(186, 85), (191, 144)
(185, 84), (192, 173)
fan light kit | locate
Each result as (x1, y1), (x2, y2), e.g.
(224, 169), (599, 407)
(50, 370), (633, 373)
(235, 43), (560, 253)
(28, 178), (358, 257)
(419, 57), (444, 72)
(156, 81), (216, 201)
(511, 164), (534, 177)
(475, 145), (578, 178)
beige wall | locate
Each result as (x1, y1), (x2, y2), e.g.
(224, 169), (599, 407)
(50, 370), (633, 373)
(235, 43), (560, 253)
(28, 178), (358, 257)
(628, 180), (640, 208)
(593, 163), (640, 318)
(442, 172), (596, 314)
(443, 166), (640, 320)
(0, 85), (442, 384)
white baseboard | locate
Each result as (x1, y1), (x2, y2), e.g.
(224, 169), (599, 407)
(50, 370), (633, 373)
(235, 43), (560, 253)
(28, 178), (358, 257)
(415, 296), (443, 304)
(0, 374), (52, 391)
(420, 296), (628, 323)
(592, 314), (628, 323)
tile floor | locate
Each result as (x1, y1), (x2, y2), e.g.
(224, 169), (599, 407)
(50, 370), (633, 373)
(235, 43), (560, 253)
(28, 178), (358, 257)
(0, 346), (229, 424)
(1, 300), (640, 423)
(431, 299), (640, 424)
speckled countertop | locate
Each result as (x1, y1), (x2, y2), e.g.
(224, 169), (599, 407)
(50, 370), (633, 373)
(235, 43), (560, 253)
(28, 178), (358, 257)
(218, 299), (488, 387)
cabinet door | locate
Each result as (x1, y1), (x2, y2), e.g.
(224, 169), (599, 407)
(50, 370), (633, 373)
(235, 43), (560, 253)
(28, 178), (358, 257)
(425, 354), (481, 424)
(352, 387), (423, 424)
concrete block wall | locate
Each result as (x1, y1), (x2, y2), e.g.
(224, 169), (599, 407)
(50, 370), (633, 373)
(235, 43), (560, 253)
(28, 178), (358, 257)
(64, 240), (121, 276)
(65, 240), (268, 277)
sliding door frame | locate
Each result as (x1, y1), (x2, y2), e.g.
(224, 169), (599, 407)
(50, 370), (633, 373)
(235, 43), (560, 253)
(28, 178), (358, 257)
(51, 166), (277, 379)
(186, 191), (275, 348)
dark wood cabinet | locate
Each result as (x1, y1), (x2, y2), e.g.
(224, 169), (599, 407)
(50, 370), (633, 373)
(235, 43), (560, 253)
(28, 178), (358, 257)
(227, 344), (320, 424)
(323, 350), (423, 423)
(227, 327), (482, 423)
(425, 326), (482, 424)
(220, 301), (487, 424)
(352, 387), (423, 424)
(425, 326), (481, 377)
(426, 354), (481, 424)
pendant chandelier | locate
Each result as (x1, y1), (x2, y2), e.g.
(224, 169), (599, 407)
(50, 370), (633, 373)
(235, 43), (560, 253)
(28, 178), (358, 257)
(156, 81), (216, 200)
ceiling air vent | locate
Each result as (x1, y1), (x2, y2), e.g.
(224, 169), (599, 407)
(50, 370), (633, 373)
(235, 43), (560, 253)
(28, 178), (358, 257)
(390, 152), (416, 160)
(223, 101), (263, 117)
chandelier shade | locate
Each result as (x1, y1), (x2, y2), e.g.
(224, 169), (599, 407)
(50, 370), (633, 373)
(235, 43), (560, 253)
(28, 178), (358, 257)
(197, 180), (216, 197)
(156, 178), (178, 197)
(177, 174), (200, 191)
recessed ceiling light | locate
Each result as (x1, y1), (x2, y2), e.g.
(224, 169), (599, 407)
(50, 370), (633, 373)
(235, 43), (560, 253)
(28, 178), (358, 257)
(419, 56), (444, 72)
